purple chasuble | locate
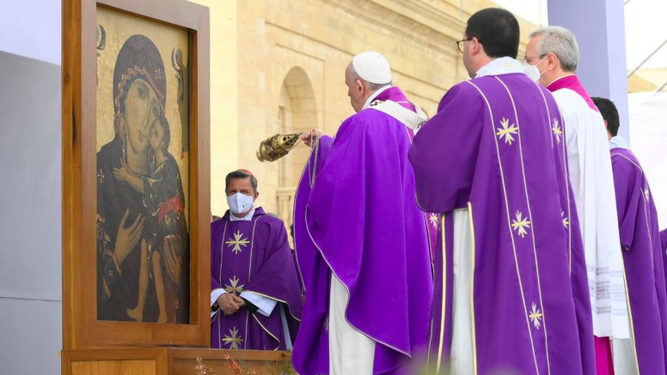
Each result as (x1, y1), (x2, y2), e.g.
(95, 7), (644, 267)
(211, 207), (302, 350)
(372, 87), (441, 263)
(409, 73), (595, 374)
(292, 87), (434, 375)
(611, 147), (667, 373)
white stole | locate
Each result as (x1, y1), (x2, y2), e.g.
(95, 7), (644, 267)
(368, 100), (427, 133)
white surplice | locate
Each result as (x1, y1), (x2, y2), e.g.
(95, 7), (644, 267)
(329, 276), (375, 375)
(552, 88), (630, 339)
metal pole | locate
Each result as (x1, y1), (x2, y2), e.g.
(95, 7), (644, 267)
(627, 39), (667, 78)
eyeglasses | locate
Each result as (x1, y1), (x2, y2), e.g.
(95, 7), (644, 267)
(456, 38), (474, 53)
(522, 54), (547, 64)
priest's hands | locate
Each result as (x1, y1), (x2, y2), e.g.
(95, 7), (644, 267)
(300, 129), (324, 148)
(217, 293), (244, 316)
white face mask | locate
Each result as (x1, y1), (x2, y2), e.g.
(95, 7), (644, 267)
(521, 57), (546, 82)
(227, 192), (254, 215)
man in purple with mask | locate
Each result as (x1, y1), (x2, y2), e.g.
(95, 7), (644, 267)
(409, 8), (595, 375)
(292, 52), (434, 375)
(210, 169), (302, 350)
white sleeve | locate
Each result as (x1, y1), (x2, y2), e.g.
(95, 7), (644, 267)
(211, 288), (226, 318)
(211, 288), (226, 307)
(280, 305), (293, 350)
(240, 291), (277, 317)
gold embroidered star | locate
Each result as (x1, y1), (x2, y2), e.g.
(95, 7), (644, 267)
(511, 211), (531, 238)
(225, 230), (250, 254)
(496, 118), (518, 145)
(643, 187), (650, 202)
(222, 326), (244, 350)
(529, 302), (543, 329)
(224, 276), (245, 294)
(552, 119), (563, 143)
(429, 213), (439, 228)
(561, 211), (569, 228)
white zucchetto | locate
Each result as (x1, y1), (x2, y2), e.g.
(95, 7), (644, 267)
(352, 51), (392, 84)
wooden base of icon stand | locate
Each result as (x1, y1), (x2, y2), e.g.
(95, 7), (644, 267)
(62, 348), (293, 375)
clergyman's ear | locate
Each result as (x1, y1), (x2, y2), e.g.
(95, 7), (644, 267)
(356, 78), (367, 97)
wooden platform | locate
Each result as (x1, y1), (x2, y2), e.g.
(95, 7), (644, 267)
(62, 348), (294, 375)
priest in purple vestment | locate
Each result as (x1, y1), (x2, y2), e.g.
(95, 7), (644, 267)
(526, 27), (630, 375)
(291, 51), (434, 375)
(592, 97), (667, 374)
(409, 9), (595, 374)
(211, 170), (302, 350)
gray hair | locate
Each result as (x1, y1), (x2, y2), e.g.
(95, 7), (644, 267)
(225, 169), (258, 193)
(529, 26), (579, 72)
(349, 65), (392, 91)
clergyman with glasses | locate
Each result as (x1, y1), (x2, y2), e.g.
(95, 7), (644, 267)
(409, 8), (595, 374)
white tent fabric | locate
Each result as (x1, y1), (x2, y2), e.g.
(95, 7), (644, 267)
(628, 91), (667, 228)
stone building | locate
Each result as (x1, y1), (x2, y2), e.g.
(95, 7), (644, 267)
(193, 0), (539, 226)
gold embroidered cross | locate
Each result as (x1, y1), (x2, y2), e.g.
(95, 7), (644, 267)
(552, 119), (563, 143)
(225, 230), (250, 254)
(429, 213), (439, 228)
(529, 303), (543, 329)
(496, 118), (518, 145)
(511, 211), (531, 238)
(224, 276), (245, 294)
(223, 327), (244, 350)
(561, 211), (569, 228)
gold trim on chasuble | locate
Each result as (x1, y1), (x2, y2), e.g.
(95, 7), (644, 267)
(216, 221), (250, 349)
(242, 289), (302, 322)
(252, 313), (282, 351)
(216, 222), (229, 348)
(620, 255), (642, 374)
(613, 152), (647, 373)
(468, 203), (478, 375)
(533, 83), (573, 275)
(292, 151), (311, 294)
(496, 75), (552, 374)
(435, 213), (447, 373)
(465, 79), (542, 374)
(298, 121), (417, 358)
(304, 209), (411, 357)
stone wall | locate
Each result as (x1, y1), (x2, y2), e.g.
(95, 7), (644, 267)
(192, 0), (538, 222)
